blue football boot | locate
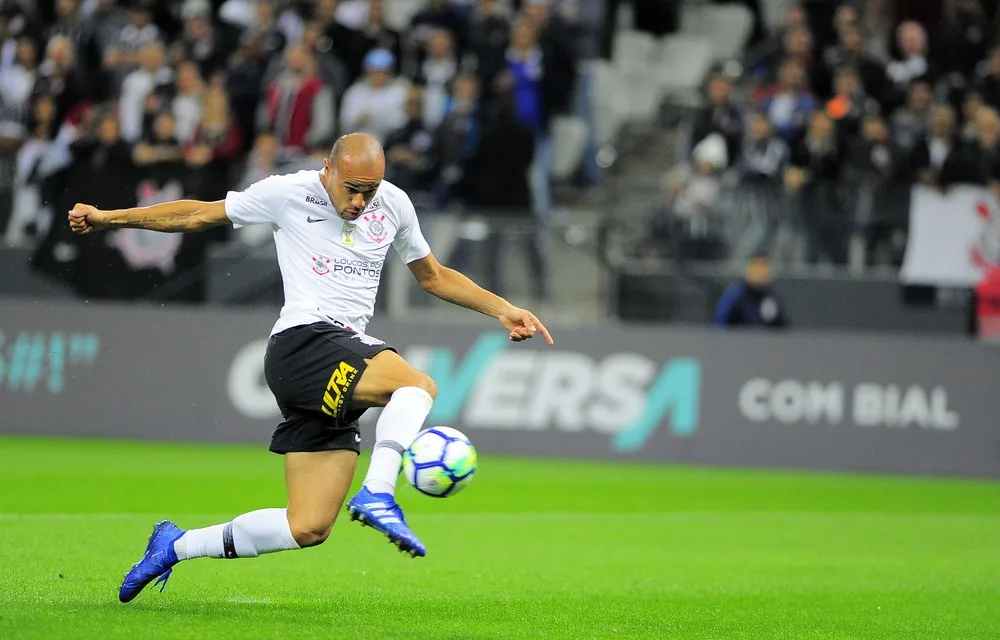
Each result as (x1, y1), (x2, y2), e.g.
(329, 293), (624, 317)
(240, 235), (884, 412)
(118, 520), (184, 603)
(347, 487), (426, 557)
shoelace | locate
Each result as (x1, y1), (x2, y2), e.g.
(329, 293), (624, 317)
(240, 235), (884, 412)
(152, 568), (172, 592)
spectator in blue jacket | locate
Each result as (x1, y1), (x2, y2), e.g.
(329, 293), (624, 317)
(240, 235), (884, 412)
(714, 255), (789, 328)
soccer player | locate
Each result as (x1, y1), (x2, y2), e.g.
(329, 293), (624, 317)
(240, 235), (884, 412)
(68, 133), (554, 603)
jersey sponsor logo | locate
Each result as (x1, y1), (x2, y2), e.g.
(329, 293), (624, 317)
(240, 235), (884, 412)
(312, 256), (332, 275)
(321, 361), (359, 417)
(364, 212), (389, 244)
(365, 196), (383, 212)
(306, 216), (328, 223)
(329, 257), (383, 280)
(305, 194), (329, 207)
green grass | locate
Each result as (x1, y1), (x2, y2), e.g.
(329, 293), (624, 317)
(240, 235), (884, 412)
(1, 437), (999, 639)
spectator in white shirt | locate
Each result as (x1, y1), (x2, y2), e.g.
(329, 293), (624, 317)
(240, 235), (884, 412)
(339, 48), (408, 143)
(0, 38), (38, 114)
(172, 60), (204, 144)
(418, 29), (458, 129)
(118, 40), (172, 142)
(118, 42), (173, 142)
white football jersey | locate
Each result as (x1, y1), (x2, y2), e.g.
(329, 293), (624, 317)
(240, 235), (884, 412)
(224, 170), (431, 337)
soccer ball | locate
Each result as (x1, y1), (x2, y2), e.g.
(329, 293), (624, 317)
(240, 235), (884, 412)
(402, 427), (477, 498)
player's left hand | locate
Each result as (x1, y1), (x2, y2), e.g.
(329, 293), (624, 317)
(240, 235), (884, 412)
(500, 307), (554, 345)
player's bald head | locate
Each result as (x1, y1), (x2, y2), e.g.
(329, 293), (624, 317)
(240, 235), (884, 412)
(330, 133), (385, 178)
(323, 133), (385, 221)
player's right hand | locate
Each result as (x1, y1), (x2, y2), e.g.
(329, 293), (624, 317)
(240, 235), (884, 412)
(68, 203), (105, 235)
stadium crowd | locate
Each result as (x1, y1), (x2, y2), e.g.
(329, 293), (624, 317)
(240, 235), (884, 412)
(0, 0), (606, 300)
(652, 0), (1000, 269)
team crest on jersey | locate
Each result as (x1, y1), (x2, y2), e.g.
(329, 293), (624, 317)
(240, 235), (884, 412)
(352, 333), (385, 347)
(364, 213), (388, 244)
(312, 255), (332, 275)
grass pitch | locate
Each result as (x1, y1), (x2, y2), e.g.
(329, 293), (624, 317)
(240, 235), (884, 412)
(1, 437), (998, 639)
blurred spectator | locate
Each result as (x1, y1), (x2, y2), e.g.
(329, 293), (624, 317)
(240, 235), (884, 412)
(5, 95), (74, 247)
(818, 23), (885, 103)
(416, 29), (458, 129)
(260, 45), (335, 152)
(731, 112), (789, 261)
(848, 114), (909, 266)
(831, 4), (860, 44)
(665, 133), (729, 260)
(824, 66), (880, 145)
(86, 0), (128, 73)
(454, 73), (545, 300)
(754, 58), (818, 143)
(786, 111), (846, 264)
(520, 0), (577, 111)
(331, 0), (403, 85)
(479, 17), (573, 217)
(133, 110), (184, 176)
(0, 64), (25, 241)
(172, 61), (205, 144)
(960, 91), (986, 141)
(384, 86), (438, 195)
(218, 0), (256, 30)
(297, 21), (348, 98)
(885, 21), (934, 106)
(434, 72), (480, 207)
(102, 0), (160, 85)
(340, 48), (408, 143)
(752, 26), (816, 87)
(748, 2), (807, 78)
(224, 32), (269, 146)
(118, 40), (171, 142)
(567, 0), (606, 186)
(411, 0), (468, 58)
(889, 80), (932, 152)
(178, 4), (236, 78)
(973, 44), (1000, 108)
(936, 0), (991, 80)
(685, 73), (743, 170)
(46, 0), (102, 76)
(239, 0), (288, 62)
(33, 35), (88, 128)
(714, 255), (789, 329)
(910, 105), (958, 187)
(940, 105), (1000, 194)
(466, 0), (509, 79)
(183, 86), (243, 200)
(43, 109), (138, 297)
(0, 38), (38, 116)
(273, 0), (307, 47)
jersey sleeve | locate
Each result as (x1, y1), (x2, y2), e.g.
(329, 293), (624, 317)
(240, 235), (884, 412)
(392, 193), (432, 264)
(224, 174), (291, 229)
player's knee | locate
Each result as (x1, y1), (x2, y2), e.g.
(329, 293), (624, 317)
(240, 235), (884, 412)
(413, 373), (437, 400)
(288, 518), (334, 548)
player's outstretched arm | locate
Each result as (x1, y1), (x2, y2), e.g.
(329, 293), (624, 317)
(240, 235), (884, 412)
(68, 200), (229, 235)
(408, 253), (554, 345)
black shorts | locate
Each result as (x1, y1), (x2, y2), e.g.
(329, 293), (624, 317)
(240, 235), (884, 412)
(264, 322), (394, 455)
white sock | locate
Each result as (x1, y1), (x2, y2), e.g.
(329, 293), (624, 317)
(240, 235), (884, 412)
(363, 386), (434, 496)
(173, 508), (300, 560)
